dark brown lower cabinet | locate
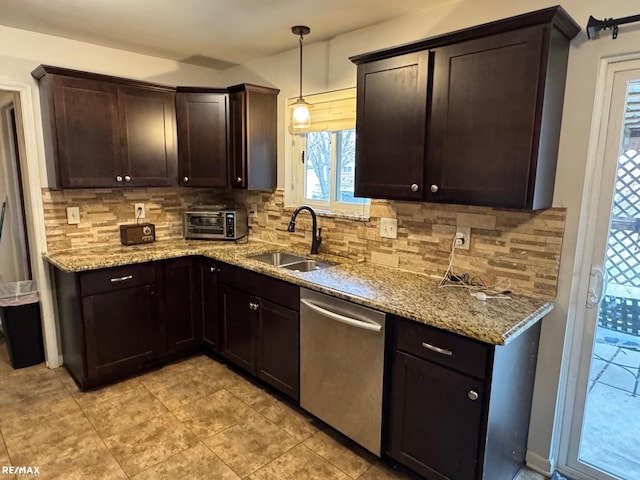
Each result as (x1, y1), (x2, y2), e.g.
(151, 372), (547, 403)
(163, 257), (202, 357)
(256, 298), (299, 400)
(386, 316), (541, 480)
(200, 259), (220, 351)
(219, 264), (300, 401)
(54, 262), (164, 389)
(221, 285), (256, 374)
(82, 282), (159, 380)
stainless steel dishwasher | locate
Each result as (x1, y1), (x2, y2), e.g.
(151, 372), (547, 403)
(300, 288), (386, 456)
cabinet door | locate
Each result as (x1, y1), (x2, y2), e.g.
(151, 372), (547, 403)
(51, 76), (121, 188)
(387, 351), (485, 480)
(229, 87), (278, 190)
(354, 51), (432, 200)
(427, 26), (545, 208)
(201, 259), (220, 351)
(164, 258), (202, 356)
(82, 284), (158, 379)
(256, 298), (299, 401)
(117, 86), (178, 186)
(220, 285), (256, 374)
(176, 92), (228, 187)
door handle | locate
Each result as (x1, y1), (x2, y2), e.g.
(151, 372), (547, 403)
(587, 265), (604, 308)
(301, 299), (382, 332)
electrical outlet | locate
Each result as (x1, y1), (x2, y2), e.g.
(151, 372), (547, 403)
(134, 203), (145, 219)
(455, 227), (470, 250)
(380, 218), (398, 239)
(250, 203), (258, 216)
(66, 206), (80, 225)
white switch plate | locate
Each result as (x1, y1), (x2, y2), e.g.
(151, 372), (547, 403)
(135, 203), (146, 219)
(380, 218), (398, 239)
(455, 226), (470, 250)
(66, 206), (80, 225)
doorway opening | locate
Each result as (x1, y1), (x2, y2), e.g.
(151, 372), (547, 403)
(559, 60), (640, 480)
(0, 94), (32, 282)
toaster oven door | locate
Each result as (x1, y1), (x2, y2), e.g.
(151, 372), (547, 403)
(186, 213), (225, 237)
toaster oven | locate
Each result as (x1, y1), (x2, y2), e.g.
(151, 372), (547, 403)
(184, 206), (248, 240)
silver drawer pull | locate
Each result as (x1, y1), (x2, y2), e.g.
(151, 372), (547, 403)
(468, 390), (479, 401)
(421, 342), (453, 356)
(110, 275), (133, 283)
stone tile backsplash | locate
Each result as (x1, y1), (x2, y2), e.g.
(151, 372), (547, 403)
(42, 187), (565, 300)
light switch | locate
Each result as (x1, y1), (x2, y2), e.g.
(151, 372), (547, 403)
(66, 207), (80, 225)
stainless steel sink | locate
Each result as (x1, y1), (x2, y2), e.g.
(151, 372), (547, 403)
(247, 252), (333, 272)
(281, 260), (333, 272)
(248, 252), (306, 266)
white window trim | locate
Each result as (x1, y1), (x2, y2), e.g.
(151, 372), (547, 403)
(290, 130), (370, 217)
(286, 87), (369, 217)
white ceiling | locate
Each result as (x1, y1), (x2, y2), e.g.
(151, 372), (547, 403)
(0, 0), (444, 69)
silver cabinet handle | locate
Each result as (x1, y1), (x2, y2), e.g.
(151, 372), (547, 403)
(210, 267), (215, 273)
(183, 176), (189, 182)
(301, 299), (382, 332)
(468, 390), (479, 401)
(116, 175), (123, 182)
(248, 302), (259, 310)
(410, 183), (419, 192)
(236, 176), (242, 183)
(430, 184), (439, 193)
(421, 342), (453, 356)
(124, 175), (131, 182)
(110, 275), (133, 283)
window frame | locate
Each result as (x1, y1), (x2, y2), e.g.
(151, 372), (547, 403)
(291, 128), (370, 216)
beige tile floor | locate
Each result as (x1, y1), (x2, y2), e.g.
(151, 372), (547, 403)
(0, 338), (547, 480)
(0, 340), (422, 480)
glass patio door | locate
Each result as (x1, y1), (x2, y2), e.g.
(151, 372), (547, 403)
(561, 63), (640, 480)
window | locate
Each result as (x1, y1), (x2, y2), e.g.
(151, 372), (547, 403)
(288, 88), (369, 215)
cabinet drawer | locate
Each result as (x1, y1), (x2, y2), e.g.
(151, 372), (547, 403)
(219, 264), (299, 311)
(393, 316), (490, 379)
(80, 263), (157, 296)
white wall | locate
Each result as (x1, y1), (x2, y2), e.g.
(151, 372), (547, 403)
(215, 0), (640, 471)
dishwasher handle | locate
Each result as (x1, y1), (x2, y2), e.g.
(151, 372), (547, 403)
(301, 299), (382, 332)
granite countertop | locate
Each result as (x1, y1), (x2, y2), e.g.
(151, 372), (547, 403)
(44, 239), (553, 346)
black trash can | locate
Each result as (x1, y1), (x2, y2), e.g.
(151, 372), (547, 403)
(0, 281), (44, 369)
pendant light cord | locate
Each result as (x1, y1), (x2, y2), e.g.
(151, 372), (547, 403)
(298, 33), (304, 100)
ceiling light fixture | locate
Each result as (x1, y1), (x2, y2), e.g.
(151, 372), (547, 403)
(291, 25), (311, 129)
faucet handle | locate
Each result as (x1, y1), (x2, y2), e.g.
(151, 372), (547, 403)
(317, 227), (322, 239)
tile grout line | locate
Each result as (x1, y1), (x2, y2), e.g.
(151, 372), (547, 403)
(60, 371), (133, 480)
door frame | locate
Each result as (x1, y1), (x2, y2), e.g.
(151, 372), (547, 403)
(0, 79), (59, 368)
(556, 54), (640, 479)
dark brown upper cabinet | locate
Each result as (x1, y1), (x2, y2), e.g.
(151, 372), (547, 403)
(228, 84), (279, 191)
(32, 65), (178, 189)
(176, 89), (229, 188)
(350, 6), (580, 209)
(354, 51), (433, 200)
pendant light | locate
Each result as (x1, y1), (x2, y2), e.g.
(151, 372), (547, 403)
(291, 25), (311, 129)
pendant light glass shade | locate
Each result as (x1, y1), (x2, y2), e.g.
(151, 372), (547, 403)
(291, 98), (311, 128)
(291, 25), (311, 130)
